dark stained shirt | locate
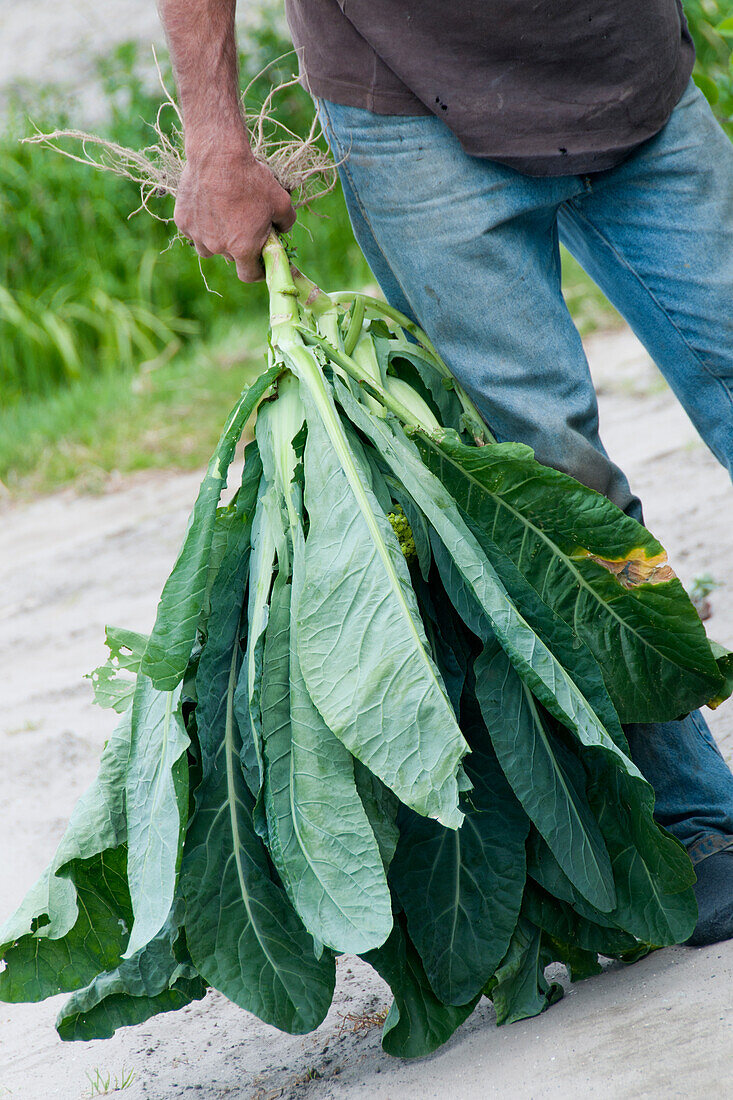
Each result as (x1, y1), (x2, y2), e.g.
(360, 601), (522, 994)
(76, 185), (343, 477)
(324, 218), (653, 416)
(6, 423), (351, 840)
(284, 0), (696, 176)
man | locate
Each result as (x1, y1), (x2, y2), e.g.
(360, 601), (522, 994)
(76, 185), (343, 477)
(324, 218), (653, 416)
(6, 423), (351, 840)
(157, 0), (733, 945)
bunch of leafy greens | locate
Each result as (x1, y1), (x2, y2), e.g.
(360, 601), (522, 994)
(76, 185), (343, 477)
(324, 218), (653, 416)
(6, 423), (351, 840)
(1, 233), (731, 1058)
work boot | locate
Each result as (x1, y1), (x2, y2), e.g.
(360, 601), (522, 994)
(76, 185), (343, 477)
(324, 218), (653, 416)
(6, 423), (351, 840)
(685, 850), (733, 947)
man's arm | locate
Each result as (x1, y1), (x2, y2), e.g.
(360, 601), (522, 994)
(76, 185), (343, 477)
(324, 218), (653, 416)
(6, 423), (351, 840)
(158, 0), (296, 282)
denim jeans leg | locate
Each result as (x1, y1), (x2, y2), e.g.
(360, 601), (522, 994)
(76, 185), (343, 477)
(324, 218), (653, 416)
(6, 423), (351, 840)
(626, 713), (733, 858)
(558, 80), (733, 478)
(556, 78), (733, 855)
(317, 98), (642, 516)
(317, 96), (733, 854)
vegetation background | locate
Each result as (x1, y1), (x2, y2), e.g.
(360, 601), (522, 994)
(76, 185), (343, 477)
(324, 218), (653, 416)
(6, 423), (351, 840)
(1, 1), (731, 496)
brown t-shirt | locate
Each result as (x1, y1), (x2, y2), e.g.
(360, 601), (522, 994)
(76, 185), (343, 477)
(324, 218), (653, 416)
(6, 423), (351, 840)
(284, 0), (695, 176)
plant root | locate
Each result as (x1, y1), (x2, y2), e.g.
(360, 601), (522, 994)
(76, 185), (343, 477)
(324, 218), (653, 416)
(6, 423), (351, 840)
(22, 47), (338, 221)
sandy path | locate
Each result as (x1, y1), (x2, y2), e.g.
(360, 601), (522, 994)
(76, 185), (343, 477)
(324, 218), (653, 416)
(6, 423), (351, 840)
(1, 327), (732, 1100)
(0, 0), (279, 123)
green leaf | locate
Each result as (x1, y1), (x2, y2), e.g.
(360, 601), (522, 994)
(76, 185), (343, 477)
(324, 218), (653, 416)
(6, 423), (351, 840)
(123, 676), (189, 958)
(362, 916), (480, 1059)
(391, 741), (528, 1005)
(475, 639), (615, 912)
(353, 761), (400, 872)
(525, 744), (695, 948)
(86, 625), (148, 712)
(715, 16), (733, 37)
(522, 873), (639, 959)
(359, 436), (396, 515)
(415, 433), (723, 722)
(0, 851), (132, 1004)
(585, 757), (697, 946)
(293, 372), (468, 829)
(338, 393), (682, 953)
(487, 916), (564, 1026)
(454, 518), (627, 749)
(526, 829), (624, 929)
(523, 732), (696, 948)
(198, 442), (263, 648)
(0, 713), (133, 1002)
(411, 569), (472, 715)
(142, 365), (280, 691)
(335, 388), (639, 785)
(261, 545), (392, 954)
(56, 897), (206, 1041)
(182, 519), (335, 1033)
(709, 640), (733, 708)
(190, 460), (261, 781)
(374, 336), (464, 435)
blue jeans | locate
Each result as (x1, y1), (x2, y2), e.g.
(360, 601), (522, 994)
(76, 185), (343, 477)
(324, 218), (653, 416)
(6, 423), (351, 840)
(318, 80), (733, 859)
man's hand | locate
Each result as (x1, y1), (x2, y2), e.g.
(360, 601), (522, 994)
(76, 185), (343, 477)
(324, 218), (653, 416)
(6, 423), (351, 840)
(175, 143), (296, 283)
(158, 0), (295, 282)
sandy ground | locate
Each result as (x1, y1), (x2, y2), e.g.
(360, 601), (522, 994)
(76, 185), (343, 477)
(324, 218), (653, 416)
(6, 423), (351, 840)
(0, 0), (280, 123)
(1, 327), (732, 1100)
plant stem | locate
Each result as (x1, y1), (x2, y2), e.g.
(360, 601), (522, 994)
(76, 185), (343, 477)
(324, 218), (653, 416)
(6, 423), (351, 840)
(263, 235), (493, 444)
(330, 290), (440, 360)
(262, 231), (301, 343)
(342, 295), (365, 356)
(290, 266), (336, 321)
(296, 326), (441, 436)
(329, 290), (494, 444)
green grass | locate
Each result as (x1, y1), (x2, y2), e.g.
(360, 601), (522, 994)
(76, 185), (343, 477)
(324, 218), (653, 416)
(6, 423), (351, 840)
(84, 1067), (136, 1098)
(0, 318), (266, 496)
(0, 31), (370, 407)
(560, 249), (620, 336)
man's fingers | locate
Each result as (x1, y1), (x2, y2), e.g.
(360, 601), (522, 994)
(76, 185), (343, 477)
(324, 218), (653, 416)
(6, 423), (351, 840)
(272, 183), (297, 233)
(272, 200), (297, 234)
(235, 255), (265, 283)
(194, 241), (214, 258)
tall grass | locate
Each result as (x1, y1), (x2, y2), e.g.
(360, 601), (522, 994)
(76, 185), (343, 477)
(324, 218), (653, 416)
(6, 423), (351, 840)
(1, 29), (370, 406)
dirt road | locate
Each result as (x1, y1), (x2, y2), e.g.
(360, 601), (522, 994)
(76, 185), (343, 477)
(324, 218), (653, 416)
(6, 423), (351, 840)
(1, 327), (732, 1100)
(0, 0), (269, 122)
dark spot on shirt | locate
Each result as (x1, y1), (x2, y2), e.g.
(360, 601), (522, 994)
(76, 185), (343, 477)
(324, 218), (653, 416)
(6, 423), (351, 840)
(559, 147), (568, 155)
(435, 96), (449, 111)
